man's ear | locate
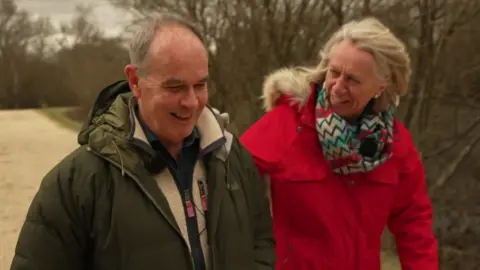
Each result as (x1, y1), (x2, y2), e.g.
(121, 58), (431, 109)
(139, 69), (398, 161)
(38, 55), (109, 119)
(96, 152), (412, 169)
(125, 64), (140, 98)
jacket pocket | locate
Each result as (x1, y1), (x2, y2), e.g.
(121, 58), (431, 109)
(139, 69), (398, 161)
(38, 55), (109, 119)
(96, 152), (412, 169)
(227, 174), (252, 235)
(282, 243), (293, 270)
(362, 159), (400, 186)
(281, 242), (327, 270)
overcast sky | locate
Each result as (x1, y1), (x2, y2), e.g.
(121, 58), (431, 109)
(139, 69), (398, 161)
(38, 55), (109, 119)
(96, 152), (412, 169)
(16, 0), (133, 36)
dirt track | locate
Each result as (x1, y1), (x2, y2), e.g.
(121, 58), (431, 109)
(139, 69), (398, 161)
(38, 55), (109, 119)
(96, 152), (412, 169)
(0, 110), (78, 270)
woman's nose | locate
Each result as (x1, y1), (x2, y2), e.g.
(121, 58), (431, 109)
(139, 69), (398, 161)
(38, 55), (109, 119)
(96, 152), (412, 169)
(331, 79), (347, 95)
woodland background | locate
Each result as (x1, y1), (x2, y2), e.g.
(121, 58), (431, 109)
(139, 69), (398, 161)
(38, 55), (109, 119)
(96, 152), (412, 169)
(2, 0), (480, 269)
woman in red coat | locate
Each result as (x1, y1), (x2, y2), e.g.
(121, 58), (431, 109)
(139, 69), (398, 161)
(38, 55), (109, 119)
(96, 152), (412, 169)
(240, 17), (438, 270)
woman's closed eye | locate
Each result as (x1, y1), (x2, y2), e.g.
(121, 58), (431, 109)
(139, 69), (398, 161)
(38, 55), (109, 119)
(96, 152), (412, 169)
(347, 76), (360, 85)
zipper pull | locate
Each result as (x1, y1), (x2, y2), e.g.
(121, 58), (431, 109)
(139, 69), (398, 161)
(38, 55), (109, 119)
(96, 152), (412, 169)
(198, 181), (208, 212)
(185, 190), (195, 218)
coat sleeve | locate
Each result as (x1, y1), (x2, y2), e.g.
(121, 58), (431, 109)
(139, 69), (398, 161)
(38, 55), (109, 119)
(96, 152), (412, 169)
(387, 137), (439, 270)
(10, 154), (95, 270)
(235, 138), (276, 270)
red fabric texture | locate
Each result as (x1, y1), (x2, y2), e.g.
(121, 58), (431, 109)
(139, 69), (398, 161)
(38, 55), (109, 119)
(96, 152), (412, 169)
(240, 88), (438, 270)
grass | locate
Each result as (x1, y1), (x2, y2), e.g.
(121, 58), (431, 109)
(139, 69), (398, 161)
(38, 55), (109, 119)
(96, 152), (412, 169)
(38, 106), (83, 132)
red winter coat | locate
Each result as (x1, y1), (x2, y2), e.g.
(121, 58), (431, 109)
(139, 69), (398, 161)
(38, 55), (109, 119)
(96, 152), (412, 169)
(240, 68), (438, 270)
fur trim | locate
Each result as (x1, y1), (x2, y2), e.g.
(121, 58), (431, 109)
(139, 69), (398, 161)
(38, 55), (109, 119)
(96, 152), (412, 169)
(261, 67), (313, 112)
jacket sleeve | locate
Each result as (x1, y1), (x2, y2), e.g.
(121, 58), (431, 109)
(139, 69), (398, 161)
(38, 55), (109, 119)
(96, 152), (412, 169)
(240, 103), (296, 180)
(236, 138), (276, 270)
(10, 155), (94, 270)
(387, 141), (439, 270)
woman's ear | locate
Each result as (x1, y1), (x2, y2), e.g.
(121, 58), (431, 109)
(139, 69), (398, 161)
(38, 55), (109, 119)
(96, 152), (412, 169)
(374, 84), (386, 99)
(373, 92), (389, 113)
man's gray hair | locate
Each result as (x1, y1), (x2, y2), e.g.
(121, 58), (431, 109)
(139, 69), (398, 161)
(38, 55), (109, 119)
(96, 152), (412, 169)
(128, 13), (204, 76)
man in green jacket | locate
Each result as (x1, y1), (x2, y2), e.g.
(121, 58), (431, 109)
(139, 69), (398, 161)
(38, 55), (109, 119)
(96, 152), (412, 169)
(10, 13), (275, 270)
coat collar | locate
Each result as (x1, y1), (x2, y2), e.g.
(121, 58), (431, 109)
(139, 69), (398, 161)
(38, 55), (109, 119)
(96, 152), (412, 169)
(262, 67), (319, 129)
(261, 67), (312, 112)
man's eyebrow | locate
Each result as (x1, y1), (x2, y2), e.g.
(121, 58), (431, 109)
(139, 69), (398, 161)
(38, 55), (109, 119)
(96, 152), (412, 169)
(162, 78), (187, 86)
(161, 76), (209, 85)
(198, 76), (209, 83)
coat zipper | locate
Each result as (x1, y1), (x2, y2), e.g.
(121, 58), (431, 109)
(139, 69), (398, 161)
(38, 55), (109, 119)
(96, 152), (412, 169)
(86, 146), (196, 269)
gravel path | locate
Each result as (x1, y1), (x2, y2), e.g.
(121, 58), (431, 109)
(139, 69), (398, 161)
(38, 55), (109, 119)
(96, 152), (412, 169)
(0, 109), (78, 270)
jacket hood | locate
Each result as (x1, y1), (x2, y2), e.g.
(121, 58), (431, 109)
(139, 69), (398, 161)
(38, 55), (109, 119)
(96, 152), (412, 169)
(78, 80), (131, 146)
(77, 80), (146, 176)
(261, 67), (315, 112)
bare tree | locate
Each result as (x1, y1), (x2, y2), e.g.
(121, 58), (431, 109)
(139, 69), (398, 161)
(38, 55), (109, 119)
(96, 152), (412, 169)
(52, 6), (128, 115)
(0, 0), (53, 108)
(403, 0), (480, 140)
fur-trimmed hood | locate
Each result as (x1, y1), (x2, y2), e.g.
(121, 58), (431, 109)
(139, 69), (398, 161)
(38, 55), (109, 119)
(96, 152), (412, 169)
(261, 67), (316, 112)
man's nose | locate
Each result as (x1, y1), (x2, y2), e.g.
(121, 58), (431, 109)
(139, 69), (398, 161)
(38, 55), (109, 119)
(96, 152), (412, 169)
(180, 88), (199, 108)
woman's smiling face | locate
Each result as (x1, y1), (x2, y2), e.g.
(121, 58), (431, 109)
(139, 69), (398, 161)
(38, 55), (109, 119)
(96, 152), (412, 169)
(325, 40), (386, 120)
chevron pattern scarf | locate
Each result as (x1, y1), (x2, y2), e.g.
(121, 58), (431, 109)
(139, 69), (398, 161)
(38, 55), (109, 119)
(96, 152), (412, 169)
(315, 85), (394, 175)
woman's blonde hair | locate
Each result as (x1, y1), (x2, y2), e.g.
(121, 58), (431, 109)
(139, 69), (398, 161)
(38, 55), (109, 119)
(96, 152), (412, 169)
(306, 17), (411, 111)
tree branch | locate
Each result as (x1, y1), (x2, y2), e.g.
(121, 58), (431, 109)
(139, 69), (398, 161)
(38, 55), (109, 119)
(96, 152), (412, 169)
(424, 115), (480, 159)
(429, 133), (480, 193)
